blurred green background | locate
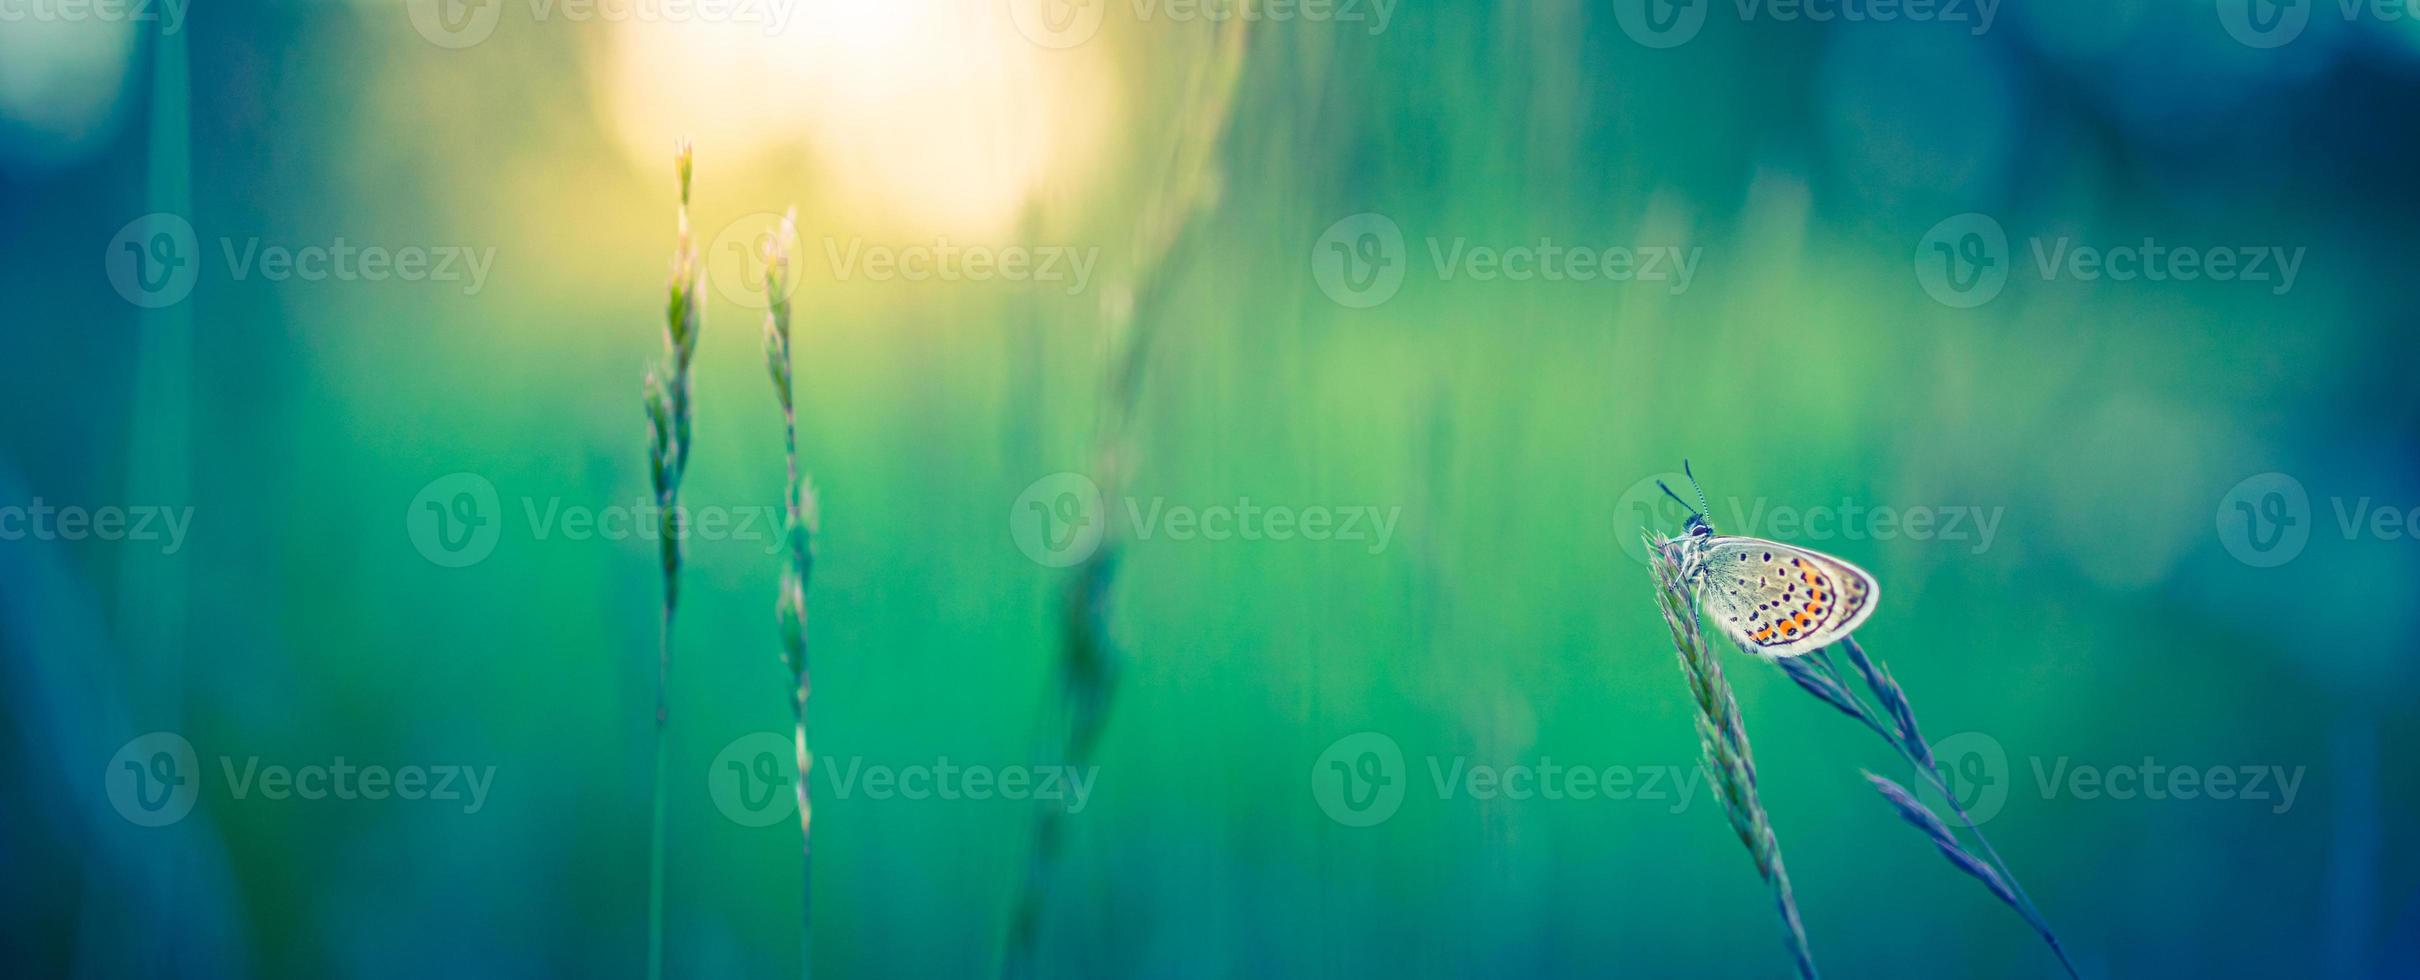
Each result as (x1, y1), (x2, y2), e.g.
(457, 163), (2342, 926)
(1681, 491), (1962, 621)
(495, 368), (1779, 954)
(5, 1), (2420, 977)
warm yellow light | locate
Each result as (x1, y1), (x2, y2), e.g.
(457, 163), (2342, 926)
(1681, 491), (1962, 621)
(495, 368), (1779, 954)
(596, 0), (1115, 240)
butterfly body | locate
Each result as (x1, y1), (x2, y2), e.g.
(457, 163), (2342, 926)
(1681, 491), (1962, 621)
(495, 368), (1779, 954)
(1658, 466), (1882, 658)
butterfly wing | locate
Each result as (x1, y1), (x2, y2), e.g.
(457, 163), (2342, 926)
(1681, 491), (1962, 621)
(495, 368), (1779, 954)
(1694, 537), (1880, 657)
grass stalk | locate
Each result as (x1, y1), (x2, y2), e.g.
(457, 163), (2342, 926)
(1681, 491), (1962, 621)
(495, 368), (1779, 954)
(1647, 534), (1820, 979)
(760, 209), (818, 978)
(1000, 14), (1254, 978)
(642, 139), (703, 980)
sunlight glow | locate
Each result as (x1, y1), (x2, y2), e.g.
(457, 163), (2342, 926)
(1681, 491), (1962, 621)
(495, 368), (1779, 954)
(597, 0), (1115, 239)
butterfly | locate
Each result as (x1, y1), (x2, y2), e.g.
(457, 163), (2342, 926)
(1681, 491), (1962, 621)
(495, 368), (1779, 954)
(1656, 462), (1880, 658)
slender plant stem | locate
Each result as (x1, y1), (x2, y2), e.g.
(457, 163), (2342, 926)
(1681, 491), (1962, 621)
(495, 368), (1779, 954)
(648, 608), (671, 980)
(761, 209), (815, 979)
(643, 140), (701, 980)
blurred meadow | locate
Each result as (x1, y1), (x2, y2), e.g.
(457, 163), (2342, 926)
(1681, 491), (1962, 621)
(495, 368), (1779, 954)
(5, 0), (2420, 976)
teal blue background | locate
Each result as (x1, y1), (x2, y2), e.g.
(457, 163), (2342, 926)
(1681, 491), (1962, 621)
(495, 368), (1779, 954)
(4, 2), (2418, 977)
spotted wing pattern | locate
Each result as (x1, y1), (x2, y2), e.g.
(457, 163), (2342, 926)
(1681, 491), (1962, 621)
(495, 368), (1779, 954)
(1694, 537), (1878, 657)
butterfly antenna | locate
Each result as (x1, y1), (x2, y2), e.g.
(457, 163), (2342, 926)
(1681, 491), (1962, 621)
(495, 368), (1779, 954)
(1656, 479), (1699, 518)
(1682, 459), (1710, 515)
